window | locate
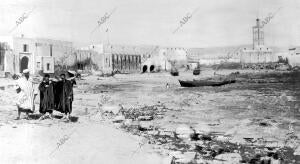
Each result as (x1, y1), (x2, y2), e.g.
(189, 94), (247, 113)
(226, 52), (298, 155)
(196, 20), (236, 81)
(50, 44), (53, 57)
(37, 62), (41, 68)
(23, 44), (28, 52)
(47, 63), (50, 70)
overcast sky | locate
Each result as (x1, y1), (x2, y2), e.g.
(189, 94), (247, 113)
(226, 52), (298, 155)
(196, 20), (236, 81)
(0, 0), (300, 48)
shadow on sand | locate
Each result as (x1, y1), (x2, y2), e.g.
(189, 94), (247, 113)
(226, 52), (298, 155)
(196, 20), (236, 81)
(28, 114), (79, 122)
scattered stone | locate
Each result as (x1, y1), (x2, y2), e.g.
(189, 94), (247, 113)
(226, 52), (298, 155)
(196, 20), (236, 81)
(101, 104), (122, 115)
(170, 151), (197, 164)
(195, 158), (207, 164)
(215, 135), (231, 142)
(175, 125), (195, 140)
(147, 130), (159, 135)
(159, 130), (174, 138)
(265, 140), (280, 148)
(89, 112), (104, 121)
(138, 115), (153, 121)
(194, 124), (211, 135)
(130, 121), (140, 128)
(260, 157), (271, 163)
(169, 151), (182, 157)
(139, 121), (153, 131)
(123, 119), (133, 126)
(190, 133), (200, 141)
(214, 153), (242, 164)
(294, 145), (300, 156)
(259, 122), (271, 127)
(112, 115), (125, 123)
(270, 159), (281, 164)
(201, 134), (212, 141)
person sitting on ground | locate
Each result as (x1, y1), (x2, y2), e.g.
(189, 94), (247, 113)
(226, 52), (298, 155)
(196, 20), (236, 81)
(38, 74), (55, 120)
(15, 69), (37, 120)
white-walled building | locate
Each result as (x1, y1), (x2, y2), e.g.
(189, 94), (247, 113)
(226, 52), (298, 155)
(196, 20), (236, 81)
(0, 35), (74, 75)
(287, 47), (300, 67)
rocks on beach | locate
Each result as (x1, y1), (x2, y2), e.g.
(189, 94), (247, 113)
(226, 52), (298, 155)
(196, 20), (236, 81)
(213, 153), (242, 164)
(175, 125), (195, 140)
(170, 151), (197, 164)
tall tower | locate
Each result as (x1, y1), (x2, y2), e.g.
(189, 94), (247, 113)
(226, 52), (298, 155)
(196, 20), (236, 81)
(253, 18), (264, 49)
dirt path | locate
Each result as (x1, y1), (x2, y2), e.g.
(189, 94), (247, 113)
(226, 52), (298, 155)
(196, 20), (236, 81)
(0, 120), (169, 164)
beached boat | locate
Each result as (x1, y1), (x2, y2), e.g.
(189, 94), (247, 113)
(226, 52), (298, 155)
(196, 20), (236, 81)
(193, 69), (200, 75)
(179, 78), (236, 87)
(171, 71), (179, 76)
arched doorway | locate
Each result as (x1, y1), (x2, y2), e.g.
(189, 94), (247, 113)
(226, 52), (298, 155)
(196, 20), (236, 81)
(142, 65), (148, 73)
(150, 65), (155, 72)
(20, 56), (29, 73)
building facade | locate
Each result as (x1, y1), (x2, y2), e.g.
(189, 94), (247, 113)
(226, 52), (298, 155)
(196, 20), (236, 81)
(0, 35), (74, 75)
(0, 42), (14, 77)
(104, 44), (141, 74)
(287, 47), (300, 67)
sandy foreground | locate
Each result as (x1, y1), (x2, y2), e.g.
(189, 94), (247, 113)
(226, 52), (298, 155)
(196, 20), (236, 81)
(0, 69), (299, 164)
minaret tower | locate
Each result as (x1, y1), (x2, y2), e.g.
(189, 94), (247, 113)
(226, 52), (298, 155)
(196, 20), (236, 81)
(252, 18), (264, 49)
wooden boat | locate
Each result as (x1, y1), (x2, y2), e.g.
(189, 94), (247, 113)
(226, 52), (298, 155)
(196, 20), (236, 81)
(171, 71), (179, 76)
(179, 78), (236, 87)
(193, 69), (200, 75)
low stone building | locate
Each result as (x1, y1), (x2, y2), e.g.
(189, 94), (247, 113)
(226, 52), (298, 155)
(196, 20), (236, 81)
(75, 44), (110, 74)
(287, 47), (300, 67)
(142, 47), (187, 72)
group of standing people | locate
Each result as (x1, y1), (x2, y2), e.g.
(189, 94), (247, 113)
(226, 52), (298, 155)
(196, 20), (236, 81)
(15, 69), (75, 121)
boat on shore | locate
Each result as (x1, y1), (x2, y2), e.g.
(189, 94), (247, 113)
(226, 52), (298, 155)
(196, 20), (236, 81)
(179, 79), (236, 87)
(171, 71), (179, 76)
(179, 73), (236, 87)
(193, 69), (200, 75)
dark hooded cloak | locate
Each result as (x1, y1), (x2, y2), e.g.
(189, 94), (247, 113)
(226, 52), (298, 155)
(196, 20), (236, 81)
(54, 79), (73, 114)
(39, 80), (55, 114)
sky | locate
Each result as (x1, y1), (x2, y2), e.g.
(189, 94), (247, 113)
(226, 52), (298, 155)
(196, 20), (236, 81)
(0, 0), (300, 48)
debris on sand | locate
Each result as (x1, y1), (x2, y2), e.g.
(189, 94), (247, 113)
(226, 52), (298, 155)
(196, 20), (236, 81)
(96, 102), (299, 163)
(175, 125), (195, 140)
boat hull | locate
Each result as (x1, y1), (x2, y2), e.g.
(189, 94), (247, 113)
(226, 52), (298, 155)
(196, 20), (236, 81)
(179, 79), (236, 87)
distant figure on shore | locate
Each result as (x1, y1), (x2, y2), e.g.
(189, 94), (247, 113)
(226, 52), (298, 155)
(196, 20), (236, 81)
(55, 73), (74, 121)
(38, 74), (55, 120)
(15, 69), (37, 120)
(166, 83), (170, 89)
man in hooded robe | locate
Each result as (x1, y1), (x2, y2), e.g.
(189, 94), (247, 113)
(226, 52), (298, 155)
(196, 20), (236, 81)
(15, 69), (37, 120)
(38, 74), (55, 120)
(54, 73), (73, 121)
